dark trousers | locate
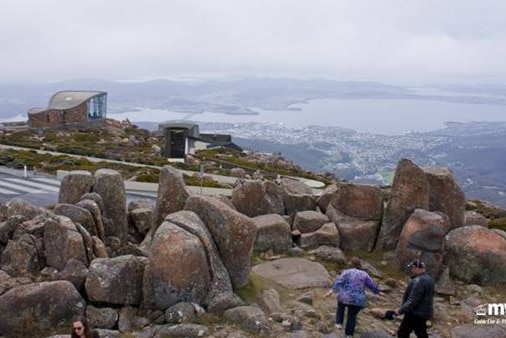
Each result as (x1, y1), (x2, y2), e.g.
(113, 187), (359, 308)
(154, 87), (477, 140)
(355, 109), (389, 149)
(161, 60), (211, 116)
(336, 302), (362, 336)
(397, 313), (428, 338)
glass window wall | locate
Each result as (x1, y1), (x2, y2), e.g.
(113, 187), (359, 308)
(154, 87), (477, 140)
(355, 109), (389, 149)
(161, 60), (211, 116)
(87, 93), (107, 120)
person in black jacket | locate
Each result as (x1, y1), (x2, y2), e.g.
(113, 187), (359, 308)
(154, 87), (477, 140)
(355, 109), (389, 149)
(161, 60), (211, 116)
(394, 259), (434, 338)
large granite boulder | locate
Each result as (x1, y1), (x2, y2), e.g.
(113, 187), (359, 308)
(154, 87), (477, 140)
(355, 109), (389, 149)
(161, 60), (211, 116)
(378, 159), (430, 250)
(231, 180), (284, 217)
(55, 258), (88, 292)
(76, 199), (106, 240)
(0, 281), (85, 337)
(165, 210), (241, 312)
(281, 178), (316, 219)
(53, 203), (98, 236)
(1, 234), (43, 277)
(252, 214), (292, 254)
(86, 255), (148, 305)
(396, 209), (448, 278)
(4, 198), (46, 220)
(316, 183), (339, 213)
(252, 258), (332, 289)
(58, 170), (94, 204)
(293, 210), (329, 233)
(184, 195), (257, 288)
(330, 182), (383, 221)
(143, 220), (211, 310)
(86, 305), (118, 330)
(153, 165), (191, 229)
(92, 169), (128, 242)
(327, 205), (378, 252)
(43, 215), (88, 270)
(445, 225), (506, 284)
(297, 222), (339, 248)
(424, 167), (466, 230)
(223, 306), (272, 336)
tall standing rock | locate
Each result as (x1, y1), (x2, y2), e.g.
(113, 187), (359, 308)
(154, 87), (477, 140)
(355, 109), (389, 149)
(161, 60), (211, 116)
(92, 169), (127, 243)
(58, 170), (94, 204)
(154, 165), (191, 230)
(165, 210), (242, 312)
(378, 159), (430, 251)
(143, 221), (211, 310)
(424, 167), (466, 231)
(184, 195), (257, 288)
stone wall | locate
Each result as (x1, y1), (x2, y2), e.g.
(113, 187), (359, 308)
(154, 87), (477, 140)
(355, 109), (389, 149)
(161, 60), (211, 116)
(28, 102), (104, 129)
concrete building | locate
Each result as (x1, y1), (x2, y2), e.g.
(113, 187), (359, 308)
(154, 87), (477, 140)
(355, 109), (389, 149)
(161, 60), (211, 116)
(158, 122), (242, 159)
(28, 91), (107, 129)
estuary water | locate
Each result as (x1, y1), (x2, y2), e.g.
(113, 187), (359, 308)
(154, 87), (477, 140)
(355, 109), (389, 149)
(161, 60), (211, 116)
(110, 97), (506, 135)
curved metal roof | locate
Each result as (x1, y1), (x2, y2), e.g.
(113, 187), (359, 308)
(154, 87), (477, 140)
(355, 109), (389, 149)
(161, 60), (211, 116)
(28, 107), (46, 114)
(159, 122), (198, 129)
(48, 90), (105, 110)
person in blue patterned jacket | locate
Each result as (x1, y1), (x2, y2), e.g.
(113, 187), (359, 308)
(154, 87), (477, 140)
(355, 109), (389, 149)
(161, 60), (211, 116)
(325, 256), (381, 338)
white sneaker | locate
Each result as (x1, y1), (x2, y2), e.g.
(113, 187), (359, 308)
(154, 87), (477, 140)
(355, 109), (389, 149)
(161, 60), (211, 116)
(335, 323), (342, 329)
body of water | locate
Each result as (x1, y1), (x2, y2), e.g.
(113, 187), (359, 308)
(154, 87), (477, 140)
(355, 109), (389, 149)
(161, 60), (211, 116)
(111, 97), (506, 135)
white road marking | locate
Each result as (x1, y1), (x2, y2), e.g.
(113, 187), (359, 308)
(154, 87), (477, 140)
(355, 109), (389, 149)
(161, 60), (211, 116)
(6, 178), (60, 192)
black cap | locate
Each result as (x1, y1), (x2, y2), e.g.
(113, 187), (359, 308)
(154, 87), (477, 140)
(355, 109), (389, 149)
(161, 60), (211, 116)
(406, 259), (425, 269)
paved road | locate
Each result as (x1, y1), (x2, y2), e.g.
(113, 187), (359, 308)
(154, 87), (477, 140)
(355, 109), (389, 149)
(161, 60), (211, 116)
(0, 144), (324, 207)
(0, 172), (60, 207)
(0, 144), (325, 189)
(0, 169), (233, 208)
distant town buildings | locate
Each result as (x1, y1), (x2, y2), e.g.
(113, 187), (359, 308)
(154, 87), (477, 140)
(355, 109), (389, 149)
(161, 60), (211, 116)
(28, 91), (107, 129)
(158, 122), (242, 159)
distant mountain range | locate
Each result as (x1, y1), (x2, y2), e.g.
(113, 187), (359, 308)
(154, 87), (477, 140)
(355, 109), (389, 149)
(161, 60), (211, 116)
(2, 77), (506, 208)
(2, 77), (506, 120)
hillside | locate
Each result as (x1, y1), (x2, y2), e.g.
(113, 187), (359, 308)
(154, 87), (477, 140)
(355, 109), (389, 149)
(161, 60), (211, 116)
(0, 120), (330, 189)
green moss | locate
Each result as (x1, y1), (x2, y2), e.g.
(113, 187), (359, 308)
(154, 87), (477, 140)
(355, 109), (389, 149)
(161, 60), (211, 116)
(136, 173), (159, 183)
(235, 272), (273, 304)
(489, 217), (506, 232)
(183, 174), (229, 188)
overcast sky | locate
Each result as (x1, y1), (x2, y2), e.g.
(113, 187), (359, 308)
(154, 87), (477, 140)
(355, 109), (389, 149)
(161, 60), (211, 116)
(1, 0), (505, 84)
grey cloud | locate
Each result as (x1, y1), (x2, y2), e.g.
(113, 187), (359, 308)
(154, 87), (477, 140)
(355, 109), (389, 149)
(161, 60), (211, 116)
(1, 0), (505, 83)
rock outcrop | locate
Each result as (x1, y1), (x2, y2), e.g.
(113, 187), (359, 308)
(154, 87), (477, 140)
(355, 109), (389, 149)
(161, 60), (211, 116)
(0, 158), (502, 337)
(231, 180), (284, 217)
(445, 225), (506, 284)
(153, 165), (191, 229)
(424, 167), (466, 230)
(0, 281), (85, 337)
(378, 159), (430, 250)
(184, 195), (257, 288)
